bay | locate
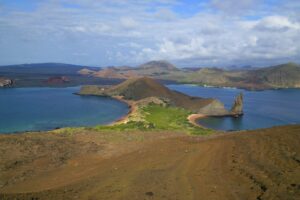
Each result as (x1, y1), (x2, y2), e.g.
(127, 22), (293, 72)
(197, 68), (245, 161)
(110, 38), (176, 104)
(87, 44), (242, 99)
(0, 87), (129, 133)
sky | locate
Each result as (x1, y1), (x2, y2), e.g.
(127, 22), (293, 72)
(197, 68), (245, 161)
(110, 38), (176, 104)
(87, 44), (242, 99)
(0, 0), (299, 67)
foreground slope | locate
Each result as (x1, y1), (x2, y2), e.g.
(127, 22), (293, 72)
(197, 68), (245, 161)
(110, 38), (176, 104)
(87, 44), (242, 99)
(0, 125), (299, 200)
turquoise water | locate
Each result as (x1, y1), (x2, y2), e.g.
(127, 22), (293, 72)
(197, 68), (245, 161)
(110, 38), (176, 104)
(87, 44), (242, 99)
(0, 87), (129, 133)
(167, 85), (300, 131)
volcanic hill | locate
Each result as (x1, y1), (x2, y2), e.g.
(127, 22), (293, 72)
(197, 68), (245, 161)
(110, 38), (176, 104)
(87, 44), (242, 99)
(79, 76), (243, 116)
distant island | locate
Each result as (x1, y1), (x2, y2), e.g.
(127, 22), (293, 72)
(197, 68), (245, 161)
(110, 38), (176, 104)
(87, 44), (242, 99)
(0, 63), (120, 88)
(79, 61), (300, 90)
(1, 61), (300, 90)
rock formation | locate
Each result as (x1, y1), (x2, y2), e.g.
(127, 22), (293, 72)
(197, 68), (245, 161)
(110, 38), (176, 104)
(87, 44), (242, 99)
(230, 93), (244, 116)
(0, 78), (13, 87)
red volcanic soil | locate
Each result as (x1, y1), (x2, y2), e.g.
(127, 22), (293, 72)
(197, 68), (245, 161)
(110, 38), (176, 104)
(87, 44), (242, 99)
(0, 125), (299, 200)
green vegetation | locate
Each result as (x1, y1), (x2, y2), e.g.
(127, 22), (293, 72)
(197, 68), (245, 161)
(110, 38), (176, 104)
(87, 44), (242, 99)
(51, 127), (86, 136)
(94, 104), (212, 135)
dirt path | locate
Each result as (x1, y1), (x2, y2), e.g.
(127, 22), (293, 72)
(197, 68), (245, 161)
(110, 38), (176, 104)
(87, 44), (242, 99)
(1, 126), (300, 200)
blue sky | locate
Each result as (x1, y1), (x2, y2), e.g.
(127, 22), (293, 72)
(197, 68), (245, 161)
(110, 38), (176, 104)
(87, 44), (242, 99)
(0, 0), (299, 67)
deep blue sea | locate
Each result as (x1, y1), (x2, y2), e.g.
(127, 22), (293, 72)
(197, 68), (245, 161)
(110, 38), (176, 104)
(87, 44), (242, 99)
(167, 84), (300, 131)
(0, 87), (129, 133)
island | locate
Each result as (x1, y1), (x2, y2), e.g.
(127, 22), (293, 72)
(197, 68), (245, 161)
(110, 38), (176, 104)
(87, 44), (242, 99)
(1, 61), (300, 90)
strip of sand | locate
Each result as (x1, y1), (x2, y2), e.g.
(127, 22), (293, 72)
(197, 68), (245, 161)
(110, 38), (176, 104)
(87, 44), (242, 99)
(109, 96), (137, 125)
(187, 113), (207, 128)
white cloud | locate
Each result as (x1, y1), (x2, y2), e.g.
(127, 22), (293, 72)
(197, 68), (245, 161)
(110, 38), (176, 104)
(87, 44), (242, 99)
(120, 17), (139, 29)
(254, 15), (300, 31)
(0, 0), (299, 67)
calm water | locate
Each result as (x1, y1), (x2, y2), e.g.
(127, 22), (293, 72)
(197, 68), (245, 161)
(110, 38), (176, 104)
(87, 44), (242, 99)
(0, 87), (129, 133)
(167, 85), (300, 131)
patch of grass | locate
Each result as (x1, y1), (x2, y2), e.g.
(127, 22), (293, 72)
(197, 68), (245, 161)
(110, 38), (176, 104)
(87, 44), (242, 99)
(143, 104), (212, 135)
(142, 104), (190, 129)
(93, 104), (212, 135)
(94, 121), (149, 132)
(51, 104), (212, 135)
(52, 127), (85, 135)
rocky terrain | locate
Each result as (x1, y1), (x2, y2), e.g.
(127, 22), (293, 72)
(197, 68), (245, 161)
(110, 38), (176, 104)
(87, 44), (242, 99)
(0, 125), (299, 200)
(0, 78), (12, 87)
(79, 77), (243, 117)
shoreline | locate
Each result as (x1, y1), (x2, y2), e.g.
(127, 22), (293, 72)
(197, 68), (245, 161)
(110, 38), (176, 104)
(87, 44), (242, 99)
(187, 114), (208, 128)
(111, 96), (211, 129)
(109, 96), (137, 125)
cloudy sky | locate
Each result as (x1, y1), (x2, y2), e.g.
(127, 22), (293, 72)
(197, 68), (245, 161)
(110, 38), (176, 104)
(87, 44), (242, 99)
(0, 0), (299, 67)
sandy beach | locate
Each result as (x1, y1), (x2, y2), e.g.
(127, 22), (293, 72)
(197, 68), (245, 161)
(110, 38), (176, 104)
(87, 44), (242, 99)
(109, 96), (138, 125)
(187, 113), (207, 128)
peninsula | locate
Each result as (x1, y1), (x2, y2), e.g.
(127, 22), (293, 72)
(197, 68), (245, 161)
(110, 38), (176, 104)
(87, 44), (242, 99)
(79, 76), (243, 117)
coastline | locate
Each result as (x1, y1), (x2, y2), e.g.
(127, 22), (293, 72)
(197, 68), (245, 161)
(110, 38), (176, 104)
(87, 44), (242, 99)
(110, 96), (211, 128)
(187, 113), (208, 128)
(109, 96), (137, 125)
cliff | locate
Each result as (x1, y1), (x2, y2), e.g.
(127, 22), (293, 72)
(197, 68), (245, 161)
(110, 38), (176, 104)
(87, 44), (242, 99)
(79, 77), (243, 117)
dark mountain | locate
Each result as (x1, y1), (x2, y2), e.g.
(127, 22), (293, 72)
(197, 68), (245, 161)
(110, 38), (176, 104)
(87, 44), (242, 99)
(137, 60), (178, 71)
(0, 63), (122, 88)
(0, 63), (99, 75)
